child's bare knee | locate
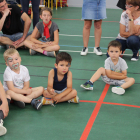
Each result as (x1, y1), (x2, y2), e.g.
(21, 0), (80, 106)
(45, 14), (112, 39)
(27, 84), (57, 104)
(72, 89), (77, 96)
(130, 78), (135, 84)
(99, 67), (104, 71)
(56, 45), (60, 51)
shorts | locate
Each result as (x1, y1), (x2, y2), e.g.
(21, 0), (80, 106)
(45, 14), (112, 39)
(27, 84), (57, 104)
(101, 75), (125, 86)
(82, 0), (107, 20)
(0, 31), (32, 42)
(44, 87), (67, 94)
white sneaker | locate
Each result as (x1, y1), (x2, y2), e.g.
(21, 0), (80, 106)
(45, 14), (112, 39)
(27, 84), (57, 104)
(81, 47), (88, 55)
(0, 120), (7, 136)
(94, 47), (102, 55)
(68, 96), (79, 103)
(112, 87), (125, 95)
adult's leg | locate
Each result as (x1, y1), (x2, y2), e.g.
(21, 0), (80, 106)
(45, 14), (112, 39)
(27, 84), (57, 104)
(127, 35), (140, 57)
(31, 0), (40, 28)
(20, 0), (30, 15)
(116, 38), (127, 53)
(83, 20), (92, 48)
(94, 20), (102, 48)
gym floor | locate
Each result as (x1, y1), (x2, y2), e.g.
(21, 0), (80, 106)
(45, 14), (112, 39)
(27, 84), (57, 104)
(0, 7), (140, 140)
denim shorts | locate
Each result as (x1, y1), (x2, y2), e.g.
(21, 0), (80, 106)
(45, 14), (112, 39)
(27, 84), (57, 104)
(101, 75), (125, 86)
(0, 31), (32, 42)
(82, 0), (107, 20)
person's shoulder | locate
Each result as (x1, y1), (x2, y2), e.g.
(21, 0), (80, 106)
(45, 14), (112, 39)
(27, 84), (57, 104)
(20, 65), (28, 71)
(36, 21), (43, 26)
(4, 66), (11, 72)
(121, 11), (128, 18)
(67, 71), (72, 77)
(118, 57), (127, 63)
(105, 57), (111, 62)
(49, 68), (55, 76)
(52, 21), (57, 25)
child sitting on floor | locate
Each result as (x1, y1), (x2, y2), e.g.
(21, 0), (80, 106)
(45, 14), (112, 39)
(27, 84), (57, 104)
(42, 52), (79, 105)
(81, 40), (135, 95)
(24, 7), (60, 57)
(3, 48), (44, 110)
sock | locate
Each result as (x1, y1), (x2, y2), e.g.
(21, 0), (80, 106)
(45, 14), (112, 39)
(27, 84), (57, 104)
(43, 50), (47, 56)
(89, 80), (93, 85)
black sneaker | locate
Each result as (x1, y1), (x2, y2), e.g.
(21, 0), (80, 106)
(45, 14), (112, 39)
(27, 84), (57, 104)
(13, 100), (25, 108)
(31, 99), (42, 110)
(131, 54), (139, 61)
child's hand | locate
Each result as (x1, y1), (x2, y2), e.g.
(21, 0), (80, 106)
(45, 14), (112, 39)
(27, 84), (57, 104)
(0, 102), (9, 118)
(50, 89), (56, 95)
(53, 94), (62, 104)
(32, 43), (38, 49)
(26, 89), (32, 95)
(45, 42), (52, 46)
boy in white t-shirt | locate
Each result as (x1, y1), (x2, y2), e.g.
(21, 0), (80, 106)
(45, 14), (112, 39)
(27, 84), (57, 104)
(3, 48), (44, 110)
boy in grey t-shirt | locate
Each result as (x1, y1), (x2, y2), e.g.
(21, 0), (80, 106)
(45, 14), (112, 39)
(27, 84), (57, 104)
(80, 40), (135, 95)
(24, 7), (60, 57)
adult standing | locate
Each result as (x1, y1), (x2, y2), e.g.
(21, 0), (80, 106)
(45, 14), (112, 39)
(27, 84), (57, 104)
(20, 0), (40, 28)
(81, 0), (107, 56)
(116, 0), (140, 61)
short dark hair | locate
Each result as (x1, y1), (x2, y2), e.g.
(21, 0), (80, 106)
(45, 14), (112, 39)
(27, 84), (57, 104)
(40, 7), (52, 16)
(0, 0), (4, 3)
(56, 52), (72, 64)
(108, 40), (122, 51)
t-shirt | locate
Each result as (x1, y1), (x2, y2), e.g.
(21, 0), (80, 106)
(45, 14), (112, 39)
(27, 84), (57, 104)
(3, 65), (30, 91)
(117, 11), (140, 40)
(36, 21), (59, 42)
(0, 4), (24, 35)
(105, 57), (128, 73)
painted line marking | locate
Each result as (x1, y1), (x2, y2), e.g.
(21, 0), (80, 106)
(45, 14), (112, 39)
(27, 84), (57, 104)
(80, 84), (110, 140)
(59, 34), (116, 38)
(59, 50), (137, 56)
(80, 100), (140, 108)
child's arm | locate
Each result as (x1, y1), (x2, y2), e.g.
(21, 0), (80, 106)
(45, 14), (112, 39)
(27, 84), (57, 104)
(43, 69), (56, 98)
(105, 69), (127, 80)
(0, 81), (9, 118)
(30, 27), (43, 45)
(6, 81), (32, 95)
(53, 71), (73, 103)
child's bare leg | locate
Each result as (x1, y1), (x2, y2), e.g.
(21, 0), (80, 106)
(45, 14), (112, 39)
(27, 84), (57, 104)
(7, 90), (32, 103)
(90, 67), (106, 82)
(121, 78), (135, 89)
(57, 89), (77, 103)
(43, 45), (60, 52)
(26, 87), (44, 99)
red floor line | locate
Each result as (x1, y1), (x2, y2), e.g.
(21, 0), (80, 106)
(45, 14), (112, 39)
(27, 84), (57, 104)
(80, 100), (140, 108)
(103, 102), (140, 108)
(80, 84), (110, 140)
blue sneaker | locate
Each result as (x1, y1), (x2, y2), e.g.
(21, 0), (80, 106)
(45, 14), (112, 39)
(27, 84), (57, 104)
(31, 98), (42, 110)
(80, 81), (93, 90)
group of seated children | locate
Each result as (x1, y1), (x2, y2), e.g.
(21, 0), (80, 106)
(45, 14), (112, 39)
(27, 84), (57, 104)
(0, 48), (79, 136)
(0, 3), (136, 137)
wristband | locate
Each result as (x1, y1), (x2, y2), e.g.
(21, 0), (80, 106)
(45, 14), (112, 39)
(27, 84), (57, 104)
(129, 19), (133, 21)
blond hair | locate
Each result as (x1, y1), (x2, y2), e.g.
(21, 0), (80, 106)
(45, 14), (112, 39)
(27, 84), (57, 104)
(3, 48), (20, 62)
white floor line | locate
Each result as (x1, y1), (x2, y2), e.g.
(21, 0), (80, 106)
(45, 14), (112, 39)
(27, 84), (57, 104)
(59, 34), (116, 39)
(59, 50), (139, 56)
